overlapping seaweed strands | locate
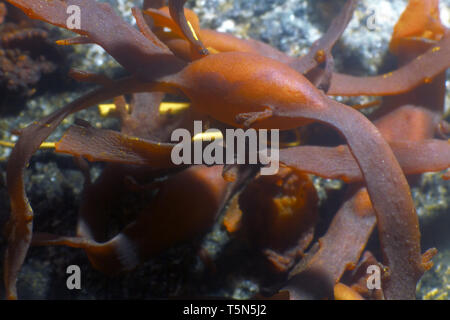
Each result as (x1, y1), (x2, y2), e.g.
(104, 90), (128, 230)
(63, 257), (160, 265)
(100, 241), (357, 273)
(0, 0), (449, 300)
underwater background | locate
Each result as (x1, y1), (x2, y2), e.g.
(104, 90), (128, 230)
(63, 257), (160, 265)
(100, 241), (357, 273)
(0, 0), (449, 299)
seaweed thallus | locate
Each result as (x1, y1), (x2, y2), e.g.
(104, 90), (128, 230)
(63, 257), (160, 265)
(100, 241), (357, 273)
(1, 0), (450, 300)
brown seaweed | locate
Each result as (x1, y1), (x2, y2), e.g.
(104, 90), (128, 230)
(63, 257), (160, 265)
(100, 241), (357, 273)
(279, 0), (449, 299)
(1, 0), (448, 300)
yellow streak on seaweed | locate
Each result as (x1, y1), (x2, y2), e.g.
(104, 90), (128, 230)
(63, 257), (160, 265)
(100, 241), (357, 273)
(159, 102), (190, 114)
(207, 47), (220, 54)
(431, 46), (441, 53)
(192, 130), (223, 142)
(0, 141), (56, 149)
(99, 102), (190, 117)
(55, 39), (71, 46)
(98, 103), (130, 116)
(187, 21), (199, 41)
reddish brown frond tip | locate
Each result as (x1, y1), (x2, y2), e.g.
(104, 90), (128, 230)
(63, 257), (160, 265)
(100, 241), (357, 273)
(421, 248), (438, 271)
